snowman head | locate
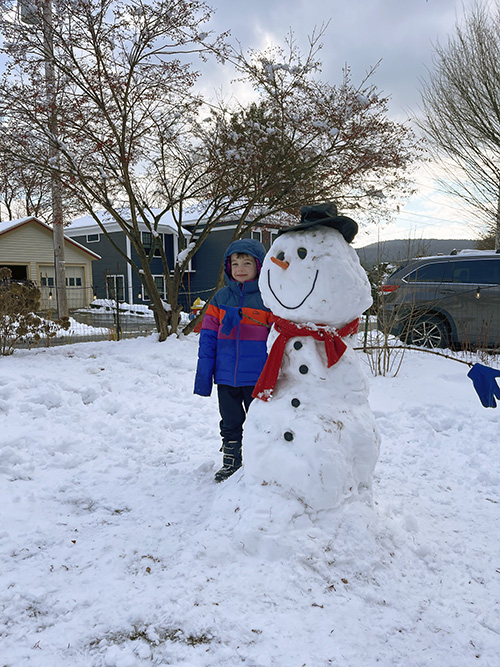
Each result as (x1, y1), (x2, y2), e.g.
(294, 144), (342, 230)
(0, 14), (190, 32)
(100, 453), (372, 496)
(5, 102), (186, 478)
(260, 219), (372, 328)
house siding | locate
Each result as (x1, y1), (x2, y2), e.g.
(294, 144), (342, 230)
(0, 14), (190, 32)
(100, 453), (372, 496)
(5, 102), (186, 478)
(71, 231), (128, 300)
(186, 226), (236, 306)
(70, 231), (182, 305)
(130, 233), (176, 303)
(0, 220), (96, 310)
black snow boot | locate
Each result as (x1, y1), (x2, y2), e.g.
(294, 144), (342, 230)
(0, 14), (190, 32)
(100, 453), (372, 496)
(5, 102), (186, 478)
(214, 441), (242, 483)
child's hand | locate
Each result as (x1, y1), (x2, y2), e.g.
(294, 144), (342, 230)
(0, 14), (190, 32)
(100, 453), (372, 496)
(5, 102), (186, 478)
(220, 306), (243, 335)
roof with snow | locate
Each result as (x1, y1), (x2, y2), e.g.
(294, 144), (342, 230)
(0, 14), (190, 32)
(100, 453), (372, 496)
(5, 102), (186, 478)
(0, 216), (101, 259)
(65, 208), (192, 237)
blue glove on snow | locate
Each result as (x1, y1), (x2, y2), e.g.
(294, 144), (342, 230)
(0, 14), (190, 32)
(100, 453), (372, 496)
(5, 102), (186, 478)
(220, 306), (243, 335)
(467, 363), (500, 408)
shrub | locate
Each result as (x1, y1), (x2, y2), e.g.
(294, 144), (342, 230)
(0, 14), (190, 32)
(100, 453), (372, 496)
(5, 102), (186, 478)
(0, 267), (69, 355)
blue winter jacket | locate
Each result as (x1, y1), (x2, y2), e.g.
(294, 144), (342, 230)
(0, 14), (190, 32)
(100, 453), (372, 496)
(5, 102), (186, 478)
(193, 239), (271, 396)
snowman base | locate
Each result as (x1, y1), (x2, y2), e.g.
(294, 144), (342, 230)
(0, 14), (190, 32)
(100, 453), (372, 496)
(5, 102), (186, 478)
(244, 360), (380, 509)
(215, 471), (376, 559)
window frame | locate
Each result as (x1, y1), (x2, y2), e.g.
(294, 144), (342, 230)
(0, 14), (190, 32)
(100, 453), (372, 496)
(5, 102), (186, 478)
(105, 274), (125, 302)
(142, 274), (166, 301)
(142, 230), (164, 257)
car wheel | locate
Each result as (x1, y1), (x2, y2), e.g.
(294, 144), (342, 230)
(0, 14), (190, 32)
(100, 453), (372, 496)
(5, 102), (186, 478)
(407, 315), (450, 349)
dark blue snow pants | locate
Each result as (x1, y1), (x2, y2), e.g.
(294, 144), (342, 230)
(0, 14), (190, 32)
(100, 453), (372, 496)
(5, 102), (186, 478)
(217, 384), (255, 443)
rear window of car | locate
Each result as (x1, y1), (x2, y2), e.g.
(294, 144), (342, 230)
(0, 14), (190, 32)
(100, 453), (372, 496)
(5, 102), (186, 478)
(450, 259), (500, 284)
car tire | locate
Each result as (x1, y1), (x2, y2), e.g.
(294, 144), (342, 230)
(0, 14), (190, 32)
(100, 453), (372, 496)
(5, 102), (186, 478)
(407, 315), (450, 349)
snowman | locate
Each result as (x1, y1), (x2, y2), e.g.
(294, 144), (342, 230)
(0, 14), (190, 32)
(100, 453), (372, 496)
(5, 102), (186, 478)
(241, 202), (380, 512)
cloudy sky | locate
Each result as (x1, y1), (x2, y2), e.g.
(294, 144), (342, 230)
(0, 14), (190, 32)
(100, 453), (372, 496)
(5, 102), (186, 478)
(205, 0), (484, 246)
(0, 0), (485, 245)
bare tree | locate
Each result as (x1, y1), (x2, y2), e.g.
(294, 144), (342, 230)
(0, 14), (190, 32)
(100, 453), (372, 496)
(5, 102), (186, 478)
(0, 0), (228, 338)
(0, 130), (56, 221)
(149, 31), (419, 333)
(417, 1), (500, 250)
(0, 4), (418, 338)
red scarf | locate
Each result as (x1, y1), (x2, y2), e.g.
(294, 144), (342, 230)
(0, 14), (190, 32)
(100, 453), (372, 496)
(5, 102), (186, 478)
(252, 316), (359, 402)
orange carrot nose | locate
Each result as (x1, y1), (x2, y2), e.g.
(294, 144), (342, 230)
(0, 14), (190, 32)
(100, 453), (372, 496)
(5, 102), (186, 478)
(271, 256), (289, 270)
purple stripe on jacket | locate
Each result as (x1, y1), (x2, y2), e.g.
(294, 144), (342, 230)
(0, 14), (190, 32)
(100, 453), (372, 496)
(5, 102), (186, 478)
(202, 313), (219, 332)
(217, 322), (269, 341)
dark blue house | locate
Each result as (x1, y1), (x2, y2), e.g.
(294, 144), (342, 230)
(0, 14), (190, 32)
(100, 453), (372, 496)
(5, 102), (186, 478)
(65, 209), (281, 312)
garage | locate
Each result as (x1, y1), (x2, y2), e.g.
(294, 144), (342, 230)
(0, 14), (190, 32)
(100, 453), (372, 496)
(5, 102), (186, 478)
(1, 217), (99, 313)
(39, 264), (89, 311)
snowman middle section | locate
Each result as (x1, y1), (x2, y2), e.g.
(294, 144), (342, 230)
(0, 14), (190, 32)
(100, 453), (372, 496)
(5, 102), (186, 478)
(243, 330), (380, 510)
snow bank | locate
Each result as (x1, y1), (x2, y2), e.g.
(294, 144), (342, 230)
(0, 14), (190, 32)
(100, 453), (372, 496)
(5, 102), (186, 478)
(0, 335), (499, 665)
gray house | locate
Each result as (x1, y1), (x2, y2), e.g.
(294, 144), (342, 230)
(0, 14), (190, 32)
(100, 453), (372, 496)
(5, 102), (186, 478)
(65, 209), (280, 311)
(65, 209), (194, 308)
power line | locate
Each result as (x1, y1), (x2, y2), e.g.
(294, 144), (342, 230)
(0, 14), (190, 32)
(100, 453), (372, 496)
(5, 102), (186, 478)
(395, 210), (473, 226)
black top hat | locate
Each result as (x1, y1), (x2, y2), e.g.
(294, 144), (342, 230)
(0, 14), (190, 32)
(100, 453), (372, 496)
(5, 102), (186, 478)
(278, 202), (358, 244)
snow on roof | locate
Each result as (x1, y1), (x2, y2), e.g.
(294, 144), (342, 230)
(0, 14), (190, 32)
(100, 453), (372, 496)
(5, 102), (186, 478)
(0, 216), (101, 259)
(0, 216), (39, 232)
(455, 248), (498, 256)
(412, 249), (499, 261)
(66, 208), (192, 236)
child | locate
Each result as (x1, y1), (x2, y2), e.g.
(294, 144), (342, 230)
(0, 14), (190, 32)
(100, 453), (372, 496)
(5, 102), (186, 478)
(194, 239), (271, 482)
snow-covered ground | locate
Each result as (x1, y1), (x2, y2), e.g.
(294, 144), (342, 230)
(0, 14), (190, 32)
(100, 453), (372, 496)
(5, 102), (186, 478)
(1, 334), (499, 666)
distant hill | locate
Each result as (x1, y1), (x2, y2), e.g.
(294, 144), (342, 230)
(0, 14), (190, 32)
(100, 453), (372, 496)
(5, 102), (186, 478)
(356, 238), (476, 269)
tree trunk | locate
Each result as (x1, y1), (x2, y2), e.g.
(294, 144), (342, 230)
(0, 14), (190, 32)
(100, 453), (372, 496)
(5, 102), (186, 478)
(496, 185), (500, 252)
(51, 175), (68, 318)
(144, 271), (170, 341)
(43, 0), (68, 319)
(166, 265), (186, 336)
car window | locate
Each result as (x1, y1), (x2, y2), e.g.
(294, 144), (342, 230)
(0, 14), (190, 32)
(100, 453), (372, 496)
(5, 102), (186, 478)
(404, 261), (453, 283)
(451, 259), (500, 285)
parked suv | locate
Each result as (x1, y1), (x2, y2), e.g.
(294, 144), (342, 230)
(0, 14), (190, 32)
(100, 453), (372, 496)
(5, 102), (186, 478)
(378, 250), (500, 349)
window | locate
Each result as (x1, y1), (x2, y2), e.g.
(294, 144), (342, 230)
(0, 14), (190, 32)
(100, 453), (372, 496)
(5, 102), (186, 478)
(451, 259), (500, 285)
(142, 231), (153, 253)
(106, 274), (125, 301)
(251, 230), (262, 242)
(141, 275), (166, 300)
(4, 265), (28, 280)
(405, 262), (453, 284)
(142, 231), (163, 256)
(64, 273), (83, 288)
(87, 233), (100, 243)
(154, 275), (166, 298)
(270, 231), (279, 246)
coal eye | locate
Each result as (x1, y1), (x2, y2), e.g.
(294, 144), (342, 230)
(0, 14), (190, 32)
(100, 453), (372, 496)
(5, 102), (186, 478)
(276, 251), (285, 261)
(297, 247), (307, 259)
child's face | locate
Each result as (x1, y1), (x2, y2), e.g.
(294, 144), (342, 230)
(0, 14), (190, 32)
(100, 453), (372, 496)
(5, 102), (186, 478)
(230, 253), (258, 283)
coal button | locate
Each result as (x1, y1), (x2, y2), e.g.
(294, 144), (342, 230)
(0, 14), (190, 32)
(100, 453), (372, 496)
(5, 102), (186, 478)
(299, 365), (308, 374)
(284, 431), (294, 442)
(294, 341), (303, 350)
(291, 398), (301, 407)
